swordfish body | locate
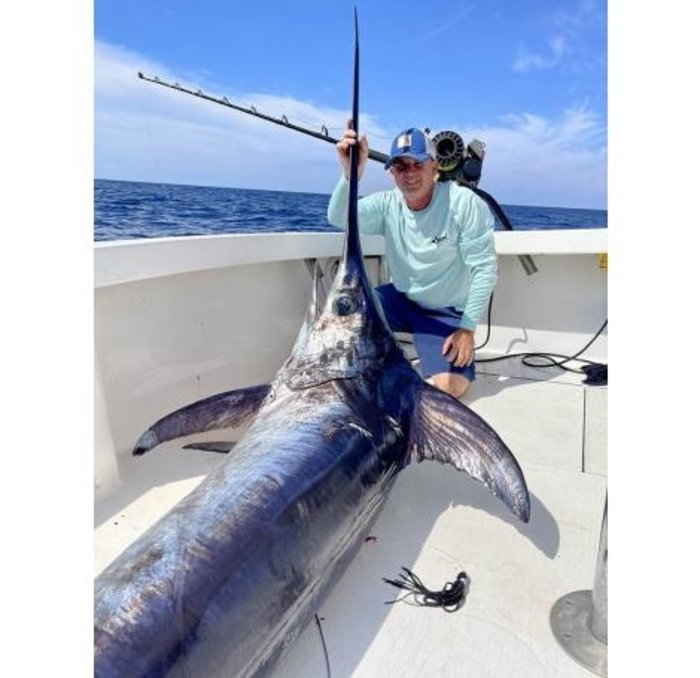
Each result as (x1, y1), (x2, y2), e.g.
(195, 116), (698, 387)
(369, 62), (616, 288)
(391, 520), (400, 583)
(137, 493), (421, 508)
(94, 15), (530, 677)
(94, 265), (528, 678)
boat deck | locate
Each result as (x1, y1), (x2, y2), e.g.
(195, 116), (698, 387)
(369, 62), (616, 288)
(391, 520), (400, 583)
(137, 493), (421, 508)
(94, 352), (607, 678)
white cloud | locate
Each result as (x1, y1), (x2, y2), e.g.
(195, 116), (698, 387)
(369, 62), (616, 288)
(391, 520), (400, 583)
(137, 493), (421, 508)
(95, 40), (606, 208)
(417, 4), (475, 43)
(553, 0), (604, 34)
(512, 34), (569, 72)
(515, 1), (605, 76)
(451, 105), (607, 208)
(94, 40), (392, 194)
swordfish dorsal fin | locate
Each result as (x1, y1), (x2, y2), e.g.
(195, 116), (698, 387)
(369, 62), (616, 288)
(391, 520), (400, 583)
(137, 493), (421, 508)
(408, 385), (531, 522)
(344, 7), (362, 265)
(132, 384), (270, 456)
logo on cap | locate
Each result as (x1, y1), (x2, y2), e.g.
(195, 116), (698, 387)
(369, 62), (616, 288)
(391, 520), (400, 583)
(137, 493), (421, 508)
(396, 133), (412, 150)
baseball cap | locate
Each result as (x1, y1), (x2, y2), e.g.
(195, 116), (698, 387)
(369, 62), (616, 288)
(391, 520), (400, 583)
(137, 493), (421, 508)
(384, 128), (437, 169)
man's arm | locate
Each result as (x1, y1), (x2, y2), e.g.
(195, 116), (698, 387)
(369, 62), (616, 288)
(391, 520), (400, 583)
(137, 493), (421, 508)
(442, 197), (496, 369)
(457, 194), (498, 331)
(327, 176), (351, 229)
(327, 176), (388, 236)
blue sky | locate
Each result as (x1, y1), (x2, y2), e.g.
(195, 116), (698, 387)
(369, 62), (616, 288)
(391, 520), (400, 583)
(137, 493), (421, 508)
(95, 0), (607, 209)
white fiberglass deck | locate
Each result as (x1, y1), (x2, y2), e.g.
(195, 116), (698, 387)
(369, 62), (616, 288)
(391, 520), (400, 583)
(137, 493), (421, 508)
(94, 355), (607, 678)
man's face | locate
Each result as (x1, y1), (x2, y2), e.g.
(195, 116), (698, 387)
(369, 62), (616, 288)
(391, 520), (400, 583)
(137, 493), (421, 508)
(390, 158), (437, 209)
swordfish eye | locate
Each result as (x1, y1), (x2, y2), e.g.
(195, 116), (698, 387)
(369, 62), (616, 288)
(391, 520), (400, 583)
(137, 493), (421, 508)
(333, 292), (359, 317)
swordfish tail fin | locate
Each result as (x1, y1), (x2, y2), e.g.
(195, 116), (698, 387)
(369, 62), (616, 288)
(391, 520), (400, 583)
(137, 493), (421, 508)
(132, 384), (271, 456)
(408, 385), (531, 522)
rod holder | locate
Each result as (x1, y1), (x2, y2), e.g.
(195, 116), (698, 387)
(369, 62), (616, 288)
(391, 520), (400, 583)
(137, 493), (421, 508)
(518, 253), (538, 276)
(550, 495), (608, 675)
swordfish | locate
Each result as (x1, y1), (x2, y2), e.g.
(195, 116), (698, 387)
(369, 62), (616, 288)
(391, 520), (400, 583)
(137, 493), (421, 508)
(94, 15), (530, 678)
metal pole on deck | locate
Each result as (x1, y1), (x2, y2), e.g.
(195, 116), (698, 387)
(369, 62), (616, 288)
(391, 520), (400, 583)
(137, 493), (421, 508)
(550, 496), (608, 676)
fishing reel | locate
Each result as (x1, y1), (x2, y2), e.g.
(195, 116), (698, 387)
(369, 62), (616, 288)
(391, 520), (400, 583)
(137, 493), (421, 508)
(428, 130), (486, 188)
(427, 130), (537, 275)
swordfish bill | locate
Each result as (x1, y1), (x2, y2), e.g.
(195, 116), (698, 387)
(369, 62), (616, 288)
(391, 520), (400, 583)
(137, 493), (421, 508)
(94, 13), (530, 678)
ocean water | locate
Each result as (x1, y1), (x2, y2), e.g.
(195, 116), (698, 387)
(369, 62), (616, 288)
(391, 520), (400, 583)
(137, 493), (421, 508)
(94, 179), (607, 242)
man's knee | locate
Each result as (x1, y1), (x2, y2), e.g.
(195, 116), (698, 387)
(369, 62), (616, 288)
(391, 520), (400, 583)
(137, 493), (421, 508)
(427, 373), (471, 399)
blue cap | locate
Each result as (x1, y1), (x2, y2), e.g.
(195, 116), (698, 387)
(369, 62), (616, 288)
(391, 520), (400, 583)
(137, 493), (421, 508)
(384, 128), (437, 169)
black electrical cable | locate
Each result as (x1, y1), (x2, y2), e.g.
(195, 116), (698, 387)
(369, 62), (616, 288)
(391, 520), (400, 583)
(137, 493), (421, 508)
(383, 567), (470, 612)
(475, 316), (608, 382)
(474, 292), (608, 384)
(314, 614), (332, 678)
(398, 290), (607, 385)
(474, 293), (494, 351)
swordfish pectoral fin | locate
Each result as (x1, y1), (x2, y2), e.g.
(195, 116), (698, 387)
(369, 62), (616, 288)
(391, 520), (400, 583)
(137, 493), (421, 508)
(133, 384), (271, 456)
(408, 385), (531, 523)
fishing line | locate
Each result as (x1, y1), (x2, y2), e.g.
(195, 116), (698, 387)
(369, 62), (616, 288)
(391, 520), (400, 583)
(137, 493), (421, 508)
(383, 567), (470, 612)
(135, 74), (175, 205)
(312, 568), (470, 678)
(314, 614), (332, 678)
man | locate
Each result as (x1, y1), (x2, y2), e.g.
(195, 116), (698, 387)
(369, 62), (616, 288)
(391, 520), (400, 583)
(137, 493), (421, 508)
(327, 125), (497, 399)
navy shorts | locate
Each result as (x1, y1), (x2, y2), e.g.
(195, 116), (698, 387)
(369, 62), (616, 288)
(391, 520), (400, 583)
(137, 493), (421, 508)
(374, 283), (476, 381)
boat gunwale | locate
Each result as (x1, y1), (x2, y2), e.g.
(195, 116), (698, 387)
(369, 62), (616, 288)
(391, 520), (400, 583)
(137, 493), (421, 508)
(94, 229), (607, 289)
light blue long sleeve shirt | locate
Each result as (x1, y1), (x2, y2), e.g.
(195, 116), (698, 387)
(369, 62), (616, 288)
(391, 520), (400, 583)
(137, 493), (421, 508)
(327, 177), (497, 330)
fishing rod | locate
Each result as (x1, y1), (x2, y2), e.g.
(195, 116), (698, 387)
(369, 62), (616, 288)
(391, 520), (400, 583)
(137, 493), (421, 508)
(138, 72), (537, 274)
(137, 72), (387, 165)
